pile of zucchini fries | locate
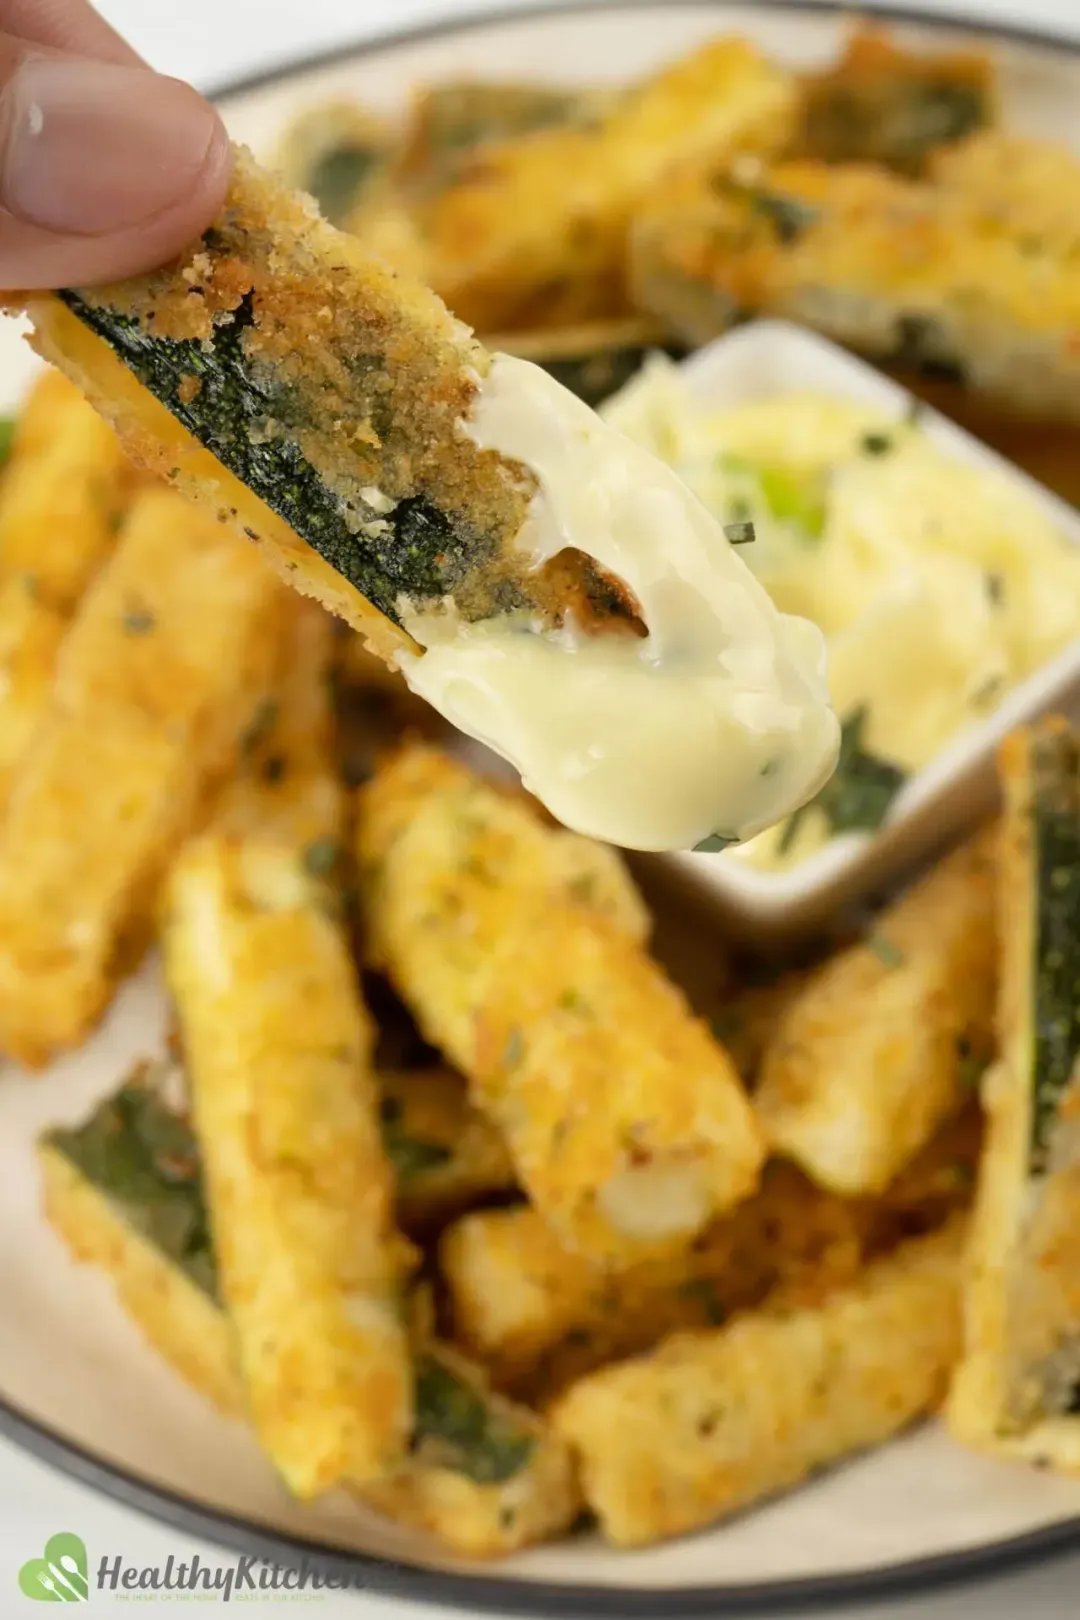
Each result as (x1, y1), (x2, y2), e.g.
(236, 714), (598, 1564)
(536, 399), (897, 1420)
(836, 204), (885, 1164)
(2, 352), (1079, 1562)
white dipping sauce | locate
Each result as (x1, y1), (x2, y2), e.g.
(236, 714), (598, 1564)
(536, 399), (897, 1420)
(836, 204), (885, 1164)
(397, 355), (839, 853)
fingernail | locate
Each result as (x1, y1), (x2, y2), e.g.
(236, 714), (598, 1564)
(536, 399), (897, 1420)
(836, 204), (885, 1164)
(2, 57), (221, 235)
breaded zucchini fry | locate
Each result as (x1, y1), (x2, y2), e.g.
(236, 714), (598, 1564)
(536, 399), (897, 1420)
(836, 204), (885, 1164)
(755, 829), (997, 1195)
(0, 371), (131, 811)
(0, 367), (127, 609)
(631, 153), (1080, 423)
(797, 25), (995, 174)
(948, 720), (1080, 1472)
(553, 1216), (965, 1547)
(162, 615), (413, 1496)
(15, 146), (640, 669)
(0, 488), (282, 1066)
(381, 1067), (516, 1233)
(441, 1108), (979, 1397)
(40, 1072), (579, 1557)
(359, 746), (764, 1263)
(412, 38), (796, 331)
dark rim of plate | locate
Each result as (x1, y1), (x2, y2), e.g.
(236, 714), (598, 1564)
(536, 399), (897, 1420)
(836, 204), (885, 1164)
(4, 1), (1080, 1614)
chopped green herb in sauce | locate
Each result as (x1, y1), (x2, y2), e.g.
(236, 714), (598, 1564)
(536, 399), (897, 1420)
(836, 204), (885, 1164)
(780, 707), (906, 852)
(756, 464), (827, 541)
(693, 833), (739, 854)
(861, 432), (893, 457)
(723, 520), (756, 545)
(122, 608), (155, 635)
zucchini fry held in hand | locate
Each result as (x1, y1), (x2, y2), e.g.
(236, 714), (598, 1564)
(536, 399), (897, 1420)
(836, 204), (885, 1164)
(0, 370), (129, 810)
(631, 138), (1080, 424)
(440, 1108), (979, 1398)
(13, 134), (839, 856)
(553, 1216), (965, 1547)
(0, 488), (282, 1067)
(161, 603), (414, 1496)
(948, 719), (1080, 1472)
(358, 746), (765, 1263)
(755, 828), (997, 1195)
(39, 1070), (580, 1557)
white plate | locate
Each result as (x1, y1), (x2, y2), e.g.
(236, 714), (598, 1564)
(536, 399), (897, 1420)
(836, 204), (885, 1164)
(654, 322), (1080, 941)
(4, 4), (1080, 1615)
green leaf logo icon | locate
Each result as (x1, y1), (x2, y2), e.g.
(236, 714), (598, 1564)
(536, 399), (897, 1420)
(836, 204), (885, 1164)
(18, 1534), (88, 1602)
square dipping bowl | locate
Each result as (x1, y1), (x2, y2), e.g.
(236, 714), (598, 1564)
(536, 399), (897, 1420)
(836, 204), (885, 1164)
(640, 320), (1080, 944)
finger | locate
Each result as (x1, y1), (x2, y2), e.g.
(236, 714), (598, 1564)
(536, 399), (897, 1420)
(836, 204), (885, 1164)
(0, 38), (230, 290)
(0, 0), (141, 65)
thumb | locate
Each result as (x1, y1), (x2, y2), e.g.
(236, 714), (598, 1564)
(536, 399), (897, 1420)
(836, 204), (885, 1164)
(0, 38), (230, 290)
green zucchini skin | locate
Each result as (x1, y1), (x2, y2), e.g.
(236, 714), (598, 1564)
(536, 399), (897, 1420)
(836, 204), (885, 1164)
(412, 1357), (535, 1485)
(46, 1075), (536, 1482)
(57, 287), (486, 630)
(45, 1068), (216, 1299)
(1025, 726), (1080, 1175)
(801, 81), (990, 176)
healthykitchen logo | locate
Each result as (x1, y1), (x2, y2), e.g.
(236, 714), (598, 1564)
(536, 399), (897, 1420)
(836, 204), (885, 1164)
(18, 1531), (364, 1603)
(19, 1534), (89, 1602)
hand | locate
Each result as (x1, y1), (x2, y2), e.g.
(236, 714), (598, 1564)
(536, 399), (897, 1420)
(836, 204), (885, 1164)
(0, 0), (229, 290)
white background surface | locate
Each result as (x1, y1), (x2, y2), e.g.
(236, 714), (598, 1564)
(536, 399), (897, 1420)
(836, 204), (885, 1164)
(3, 0), (1080, 1615)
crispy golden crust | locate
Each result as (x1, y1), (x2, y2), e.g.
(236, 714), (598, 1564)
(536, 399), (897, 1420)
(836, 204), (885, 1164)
(441, 1109), (978, 1399)
(553, 1217), (965, 1547)
(755, 830), (998, 1195)
(0, 489), (284, 1067)
(358, 745), (763, 1263)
